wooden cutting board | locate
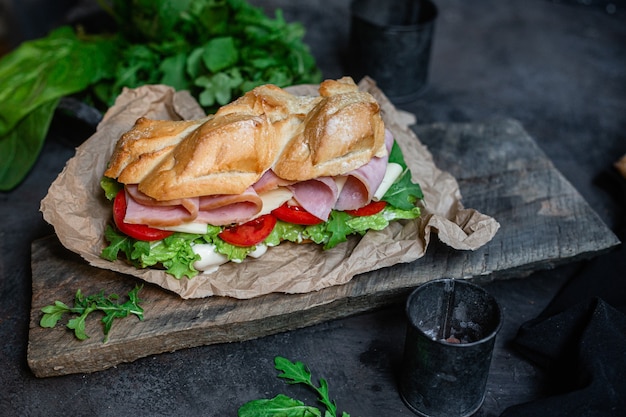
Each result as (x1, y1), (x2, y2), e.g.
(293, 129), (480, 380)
(27, 119), (620, 377)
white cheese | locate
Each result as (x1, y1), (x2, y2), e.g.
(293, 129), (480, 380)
(256, 188), (293, 216)
(373, 162), (403, 201)
(334, 175), (348, 194)
(157, 222), (209, 234)
(192, 243), (229, 273)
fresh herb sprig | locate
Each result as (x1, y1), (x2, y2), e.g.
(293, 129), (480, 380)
(40, 285), (144, 343)
(238, 356), (351, 417)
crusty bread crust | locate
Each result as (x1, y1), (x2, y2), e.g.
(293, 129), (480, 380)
(272, 78), (385, 180)
(104, 117), (209, 184)
(104, 77), (386, 200)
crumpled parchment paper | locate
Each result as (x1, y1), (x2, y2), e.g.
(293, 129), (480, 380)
(40, 77), (500, 299)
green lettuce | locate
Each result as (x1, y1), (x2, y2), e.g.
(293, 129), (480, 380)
(0, 27), (117, 190)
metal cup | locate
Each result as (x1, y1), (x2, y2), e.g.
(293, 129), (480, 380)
(399, 278), (503, 417)
(349, 0), (438, 102)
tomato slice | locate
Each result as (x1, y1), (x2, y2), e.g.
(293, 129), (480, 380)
(218, 214), (278, 247)
(271, 203), (323, 225)
(113, 190), (174, 241)
(345, 201), (387, 217)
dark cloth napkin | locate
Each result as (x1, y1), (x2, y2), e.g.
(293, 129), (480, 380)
(501, 170), (626, 417)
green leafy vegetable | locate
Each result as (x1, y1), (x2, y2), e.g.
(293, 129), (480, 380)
(94, 0), (322, 110)
(0, 99), (59, 190)
(383, 141), (424, 210)
(40, 285), (144, 342)
(100, 176), (122, 200)
(238, 357), (351, 417)
(0, 0), (322, 190)
(0, 27), (117, 190)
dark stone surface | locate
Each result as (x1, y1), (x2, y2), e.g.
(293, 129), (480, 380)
(1, 1), (625, 416)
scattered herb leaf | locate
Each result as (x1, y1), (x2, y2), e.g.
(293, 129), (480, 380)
(40, 285), (144, 343)
(238, 356), (351, 417)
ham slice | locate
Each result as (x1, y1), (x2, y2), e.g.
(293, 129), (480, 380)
(196, 187), (263, 226)
(124, 189), (196, 227)
(125, 184), (199, 217)
(124, 186), (263, 227)
(195, 203), (263, 226)
(334, 129), (394, 211)
(288, 177), (338, 221)
(252, 170), (295, 193)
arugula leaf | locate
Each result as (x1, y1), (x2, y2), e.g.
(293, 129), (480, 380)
(40, 286), (144, 343)
(238, 394), (321, 417)
(101, 225), (133, 262)
(275, 357), (339, 417)
(382, 141), (424, 210)
(238, 357), (350, 417)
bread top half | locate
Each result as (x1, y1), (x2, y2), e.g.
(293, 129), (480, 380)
(104, 77), (386, 201)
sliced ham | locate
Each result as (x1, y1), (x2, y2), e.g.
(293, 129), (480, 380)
(125, 184), (200, 217)
(196, 187), (263, 225)
(124, 189), (196, 227)
(288, 177), (338, 221)
(124, 185), (263, 227)
(195, 202), (263, 226)
(198, 187), (262, 211)
(252, 170), (295, 193)
(334, 129), (394, 211)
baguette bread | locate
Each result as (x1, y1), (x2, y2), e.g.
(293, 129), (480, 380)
(104, 77), (386, 200)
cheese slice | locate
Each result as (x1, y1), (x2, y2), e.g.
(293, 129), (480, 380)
(158, 222), (209, 234)
(256, 187), (294, 216)
(373, 162), (403, 201)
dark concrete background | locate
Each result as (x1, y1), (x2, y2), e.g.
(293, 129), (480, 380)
(1, 1), (625, 416)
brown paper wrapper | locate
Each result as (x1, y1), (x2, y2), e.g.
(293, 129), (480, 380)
(40, 78), (500, 299)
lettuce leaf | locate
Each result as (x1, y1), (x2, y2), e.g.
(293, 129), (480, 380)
(0, 99), (59, 190)
(0, 27), (117, 190)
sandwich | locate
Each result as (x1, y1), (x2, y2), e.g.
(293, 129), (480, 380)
(99, 77), (423, 278)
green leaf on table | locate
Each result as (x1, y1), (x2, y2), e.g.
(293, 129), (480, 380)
(238, 357), (349, 417)
(39, 286), (144, 342)
(238, 394), (321, 417)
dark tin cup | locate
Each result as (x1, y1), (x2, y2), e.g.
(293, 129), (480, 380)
(399, 278), (503, 417)
(349, 0), (438, 102)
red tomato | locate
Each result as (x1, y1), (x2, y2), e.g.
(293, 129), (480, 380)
(272, 203), (323, 225)
(218, 214), (278, 247)
(345, 201), (387, 217)
(113, 190), (174, 241)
